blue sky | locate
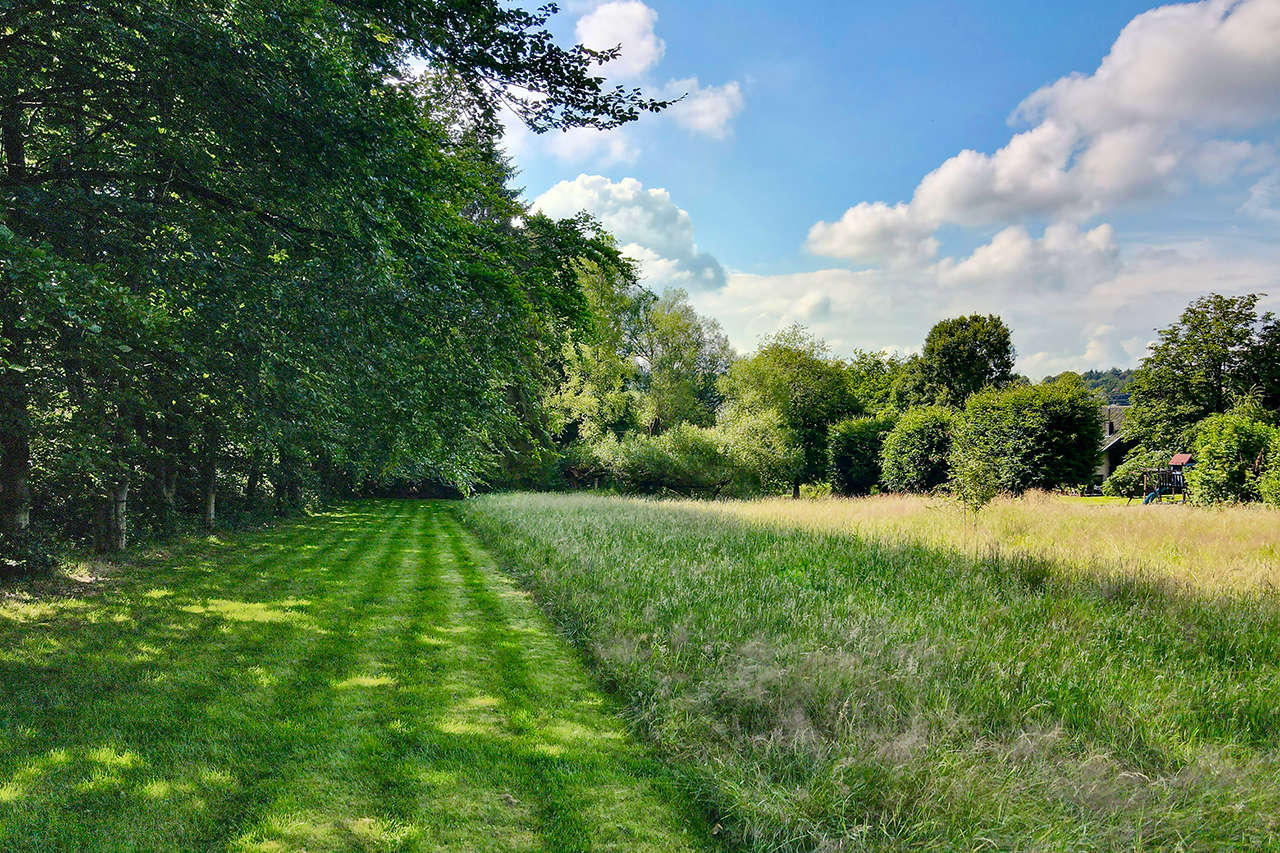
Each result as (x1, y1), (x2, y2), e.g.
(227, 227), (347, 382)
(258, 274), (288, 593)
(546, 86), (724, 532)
(509, 0), (1280, 374)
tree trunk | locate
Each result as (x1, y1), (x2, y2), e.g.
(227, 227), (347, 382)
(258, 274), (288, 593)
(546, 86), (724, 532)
(245, 455), (262, 502)
(792, 479), (801, 500)
(0, 427), (29, 535)
(202, 465), (216, 532)
(199, 429), (218, 532)
(152, 457), (178, 534)
(275, 453), (302, 514)
(97, 482), (129, 553)
(1, 107), (30, 535)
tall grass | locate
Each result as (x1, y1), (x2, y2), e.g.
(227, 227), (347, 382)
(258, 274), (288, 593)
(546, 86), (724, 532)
(697, 493), (1280, 593)
(461, 492), (1280, 851)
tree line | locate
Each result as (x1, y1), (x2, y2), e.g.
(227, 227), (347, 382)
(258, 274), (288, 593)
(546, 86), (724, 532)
(499, 266), (1280, 512)
(1, 0), (668, 569)
(492, 264), (1107, 507)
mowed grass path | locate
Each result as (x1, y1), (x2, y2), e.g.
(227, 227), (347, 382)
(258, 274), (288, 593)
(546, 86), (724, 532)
(0, 500), (715, 852)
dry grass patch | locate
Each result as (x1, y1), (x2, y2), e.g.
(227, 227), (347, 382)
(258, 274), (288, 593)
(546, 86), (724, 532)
(692, 492), (1280, 593)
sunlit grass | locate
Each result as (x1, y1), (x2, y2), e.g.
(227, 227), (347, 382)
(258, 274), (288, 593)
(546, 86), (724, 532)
(461, 492), (1280, 851)
(0, 500), (715, 852)
(695, 492), (1280, 592)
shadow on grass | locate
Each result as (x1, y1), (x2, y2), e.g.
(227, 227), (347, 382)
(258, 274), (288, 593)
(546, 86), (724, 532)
(0, 500), (716, 852)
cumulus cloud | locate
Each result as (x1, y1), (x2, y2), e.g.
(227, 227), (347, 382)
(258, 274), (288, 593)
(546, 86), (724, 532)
(545, 126), (640, 165)
(810, 0), (1280, 259)
(661, 77), (745, 138)
(935, 223), (1119, 289)
(532, 174), (726, 291)
(536, 169), (1279, 373)
(535, 2), (1280, 372)
(576, 1), (665, 77)
(496, 3), (745, 163)
(805, 202), (938, 267)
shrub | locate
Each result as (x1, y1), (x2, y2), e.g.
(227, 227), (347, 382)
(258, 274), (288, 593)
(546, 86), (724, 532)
(1102, 448), (1172, 499)
(1184, 412), (1276, 505)
(950, 377), (1103, 496)
(879, 406), (953, 493)
(0, 529), (58, 579)
(827, 413), (897, 495)
(597, 423), (733, 498)
(715, 405), (803, 495)
(1261, 433), (1280, 507)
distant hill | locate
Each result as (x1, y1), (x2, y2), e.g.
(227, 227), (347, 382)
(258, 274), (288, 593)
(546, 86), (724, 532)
(1044, 368), (1134, 405)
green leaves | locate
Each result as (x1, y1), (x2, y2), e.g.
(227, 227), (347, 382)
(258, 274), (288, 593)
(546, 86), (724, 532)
(2, 0), (671, 536)
(950, 376), (1103, 497)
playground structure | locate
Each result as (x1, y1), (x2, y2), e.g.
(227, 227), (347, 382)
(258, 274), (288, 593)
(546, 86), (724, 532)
(1141, 453), (1193, 504)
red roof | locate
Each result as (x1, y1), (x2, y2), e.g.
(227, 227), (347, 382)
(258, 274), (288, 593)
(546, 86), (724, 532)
(1170, 453), (1193, 466)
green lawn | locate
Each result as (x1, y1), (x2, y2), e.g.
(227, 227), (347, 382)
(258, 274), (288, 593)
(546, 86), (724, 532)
(461, 492), (1280, 852)
(0, 500), (716, 852)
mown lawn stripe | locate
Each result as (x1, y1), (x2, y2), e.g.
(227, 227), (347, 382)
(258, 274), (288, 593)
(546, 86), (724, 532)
(0, 500), (717, 852)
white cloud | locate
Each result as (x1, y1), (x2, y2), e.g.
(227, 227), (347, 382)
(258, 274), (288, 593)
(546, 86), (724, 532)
(661, 77), (745, 139)
(809, 0), (1280, 259)
(576, 1), (665, 78)
(532, 2), (1280, 373)
(545, 126), (640, 165)
(496, 3), (745, 164)
(535, 169), (1280, 372)
(935, 223), (1119, 290)
(1015, 0), (1280, 132)
(805, 202), (938, 267)
(1242, 171), (1280, 219)
(532, 174), (726, 290)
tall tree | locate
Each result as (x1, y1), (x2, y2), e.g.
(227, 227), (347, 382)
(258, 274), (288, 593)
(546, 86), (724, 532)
(719, 326), (857, 497)
(913, 314), (1017, 407)
(1125, 293), (1276, 450)
(1, 0), (669, 547)
(631, 289), (734, 432)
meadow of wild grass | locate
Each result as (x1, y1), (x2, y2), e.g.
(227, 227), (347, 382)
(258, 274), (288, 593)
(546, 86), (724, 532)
(697, 492), (1280, 593)
(461, 492), (1280, 852)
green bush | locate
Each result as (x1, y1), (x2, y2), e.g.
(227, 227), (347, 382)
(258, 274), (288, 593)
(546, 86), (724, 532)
(0, 530), (58, 579)
(950, 377), (1103, 496)
(1102, 449), (1172, 499)
(827, 413), (897, 495)
(715, 405), (803, 495)
(879, 406), (953, 493)
(1261, 433), (1280, 507)
(597, 423), (733, 498)
(1184, 412), (1276, 505)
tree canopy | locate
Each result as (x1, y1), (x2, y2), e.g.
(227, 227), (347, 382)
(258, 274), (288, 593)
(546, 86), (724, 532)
(1124, 293), (1277, 450)
(1, 0), (667, 550)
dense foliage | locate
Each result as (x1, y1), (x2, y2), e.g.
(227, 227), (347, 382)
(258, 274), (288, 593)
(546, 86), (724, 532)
(950, 377), (1103, 497)
(1101, 448), (1172, 499)
(1124, 294), (1279, 451)
(892, 314), (1016, 407)
(1, 0), (664, 553)
(879, 406), (954, 493)
(1184, 409), (1276, 505)
(1262, 433), (1280, 507)
(827, 413), (896, 496)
